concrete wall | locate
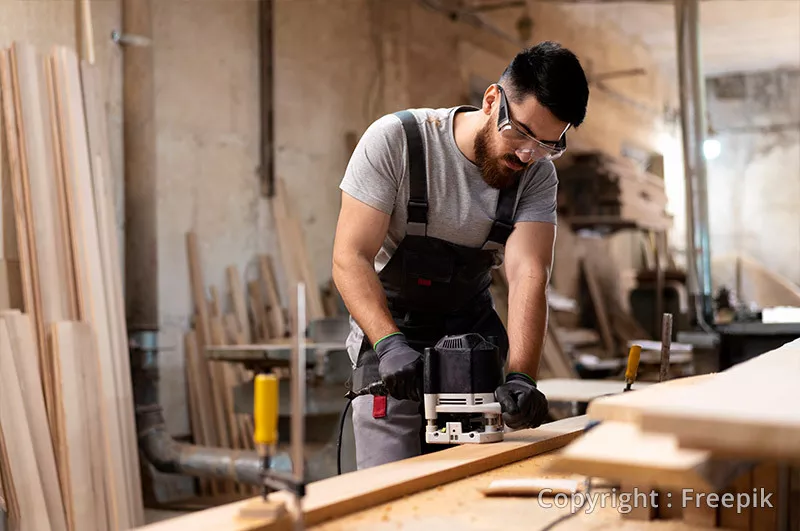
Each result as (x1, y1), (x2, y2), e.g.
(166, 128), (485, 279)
(705, 68), (800, 284)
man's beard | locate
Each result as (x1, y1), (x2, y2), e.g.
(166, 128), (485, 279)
(474, 121), (526, 189)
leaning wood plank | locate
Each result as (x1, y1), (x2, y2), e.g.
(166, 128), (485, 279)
(12, 43), (74, 323)
(0, 320), (52, 531)
(258, 255), (286, 338)
(82, 60), (143, 522)
(51, 45), (132, 529)
(135, 416), (587, 531)
(248, 279), (270, 342)
(51, 321), (107, 531)
(0, 51), (37, 344)
(226, 265), (251, 343)
(2, 313), (68, 530)
(580, 256), (615, 355)
(45, 56), (78, 319)
(0, 420), (20, 527)
(546, 421), (748, 492)
(638, 342), (800, 461)
(12, 43), (73, 446)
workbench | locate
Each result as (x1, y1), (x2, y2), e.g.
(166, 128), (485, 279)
(310, 450), (707, 531)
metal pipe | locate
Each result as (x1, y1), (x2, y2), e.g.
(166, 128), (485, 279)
(675, 0), (714, 327)
(259, 0), (275, 197)
(137, 404), (263, 485)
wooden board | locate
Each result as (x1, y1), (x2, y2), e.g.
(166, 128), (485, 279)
(547, 421), (747, 492)
(51, 45), (135, 529)
(0, 51), (37, 349)
(135, 416), (588, 530)
(225, 265), (251, 344)
(637, 341), (800, 461)
(536, 378), (652, 403)
(51, 321), (108, 531)
(81, 60), (143, 524)
(258, 255), (286, 338)
(586, 374), (714, 424)
(580, 256), (615, 355)
(0, 318), (54, 531)
(2, 314), (68, 531)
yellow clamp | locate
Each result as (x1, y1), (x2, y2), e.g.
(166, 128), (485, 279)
(254, 373), (278, 447)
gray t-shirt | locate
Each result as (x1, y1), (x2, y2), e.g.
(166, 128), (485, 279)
(339, 105), (558, 364)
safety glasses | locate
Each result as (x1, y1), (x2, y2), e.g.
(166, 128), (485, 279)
(496, 84), (569, 162)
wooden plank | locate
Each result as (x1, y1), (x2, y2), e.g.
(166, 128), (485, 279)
(12, 43), (74, 323)
(0, 319), (52, 531)
(580, 256), (615, 355)
(248, 279), (270, 342)
(135, 416), (587, 531)
(547, 421), (747, 492)
(45, 50), (78, 319)
(258, 255), (285, 338)
(2, 314), (68, 531)
(0, 50), (37, 347)
(638, 341), (800, 461)
(0, 419), (20, 526)
(51, 45), (133, 529)
(209, 285), (222, 318)
(81, 59), (143, 524)
(51, 321), (108, 531)
(226, 265), (251, 344)
(586, 374), (714, 424)
(184, 331), (216, 497)
(536, 378), (653, 403)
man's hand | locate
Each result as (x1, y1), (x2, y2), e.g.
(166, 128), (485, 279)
(494, 372), (549, 430)
(375, 333), (423, 402)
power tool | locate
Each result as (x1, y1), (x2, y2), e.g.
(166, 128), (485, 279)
(353, 333), (506, 445)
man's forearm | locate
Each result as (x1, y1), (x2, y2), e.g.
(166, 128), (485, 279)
(333, 254), (398, 346)
(506, 272), (549, 379)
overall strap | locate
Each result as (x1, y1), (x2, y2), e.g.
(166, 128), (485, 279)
(482, 179), (520, 251)
(394, 110), (428, 236)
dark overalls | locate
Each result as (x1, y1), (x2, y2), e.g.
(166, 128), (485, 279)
(349, 110), (520, 469)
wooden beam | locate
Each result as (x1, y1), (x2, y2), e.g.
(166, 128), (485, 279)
(638, 342), (800, 461)
(135, 416), (587, 531)
(226, 265), (251, 343)
(547, 420), (749, 492)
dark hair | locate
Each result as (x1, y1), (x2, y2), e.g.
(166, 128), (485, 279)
(499, 41), (589, 127)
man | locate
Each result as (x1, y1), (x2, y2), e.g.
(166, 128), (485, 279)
(332, 41), (589, 469)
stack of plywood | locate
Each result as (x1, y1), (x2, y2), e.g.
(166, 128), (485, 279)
(547, 340), (799, 529)
(0, 43), (143, 529)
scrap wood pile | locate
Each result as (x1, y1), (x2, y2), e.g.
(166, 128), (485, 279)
(555, 150), (671, 231)
(491, 230), (651, 381)
(546, 341), (798, 529)
(0, 43), (142, 530)
(183, 179), (342, 498)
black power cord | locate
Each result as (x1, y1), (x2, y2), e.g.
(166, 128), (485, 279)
(336, 398), (354, 475)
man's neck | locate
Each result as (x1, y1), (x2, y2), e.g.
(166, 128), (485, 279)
(453, 109), (482, 164)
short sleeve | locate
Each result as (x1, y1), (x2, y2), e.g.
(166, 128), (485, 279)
(339, 113), (406, 215)
(514, 161), (558, 224)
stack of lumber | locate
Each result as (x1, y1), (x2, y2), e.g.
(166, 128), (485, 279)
(0, 43), (142, 529)
(182, 178), (342, 498)
(556, 151), (671, 231)
(547, 340), (800, 529)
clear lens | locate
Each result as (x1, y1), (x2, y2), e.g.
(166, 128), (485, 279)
(499, 127), (563, 160)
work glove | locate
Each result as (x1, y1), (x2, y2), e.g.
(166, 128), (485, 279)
(495, 372), (549, 430)
(374, 333), (423, 402)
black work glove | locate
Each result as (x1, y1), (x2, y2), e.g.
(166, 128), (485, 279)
(494, 372), (549, 430)
(374, 333), (423, 402)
